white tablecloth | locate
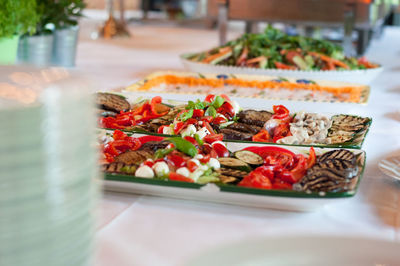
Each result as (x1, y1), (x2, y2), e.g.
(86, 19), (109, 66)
(76, 21), (400, 266)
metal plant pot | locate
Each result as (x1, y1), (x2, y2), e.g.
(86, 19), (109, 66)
(0, 35), (19, 65)
(52, 26), (79, 67)
(18, 34), (54, 66)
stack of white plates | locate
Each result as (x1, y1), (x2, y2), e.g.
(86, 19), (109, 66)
(0, 67), (98, 266)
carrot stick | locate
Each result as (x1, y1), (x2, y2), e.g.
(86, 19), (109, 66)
(202, 48), (232, 64)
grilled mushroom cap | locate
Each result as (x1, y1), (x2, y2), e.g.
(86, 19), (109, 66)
(96, 92), (131, 113)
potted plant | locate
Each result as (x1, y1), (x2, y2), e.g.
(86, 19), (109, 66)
(52, 0), (86, 67)
(0, 0), (39, 64)
(18, 0), (58, 66)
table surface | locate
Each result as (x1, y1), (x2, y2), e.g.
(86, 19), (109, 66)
(76, 20), (400, 266)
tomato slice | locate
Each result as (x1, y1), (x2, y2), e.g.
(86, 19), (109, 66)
(213, 116), (228, 125)
(238, 170), (272, 189)
(174, 121), (185, 134)
(187, 160), (199, 172)
(183, 136), (198, 146)
(192, 109), (205, 118)
(167, 154), (186, 168)
(137, 135), (165, 144)
(217, 101), (235, 118)
(204, 94), (215, 103)
(143, 159), (154, 168)
(203, 133), (223, 144)
(199, 154), (211, 164)
(212, 142), (229, 158)
(203, 121), (216, 135)
(169, 172), (194, 183)
(220, 94), (231, 103)
(201, 116), (213, 123)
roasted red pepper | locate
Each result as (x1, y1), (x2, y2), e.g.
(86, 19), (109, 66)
(203, 133), (223, 144)
(252, 130), (271, 143)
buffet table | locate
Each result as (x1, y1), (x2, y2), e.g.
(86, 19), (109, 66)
(75, 24), (400, 265)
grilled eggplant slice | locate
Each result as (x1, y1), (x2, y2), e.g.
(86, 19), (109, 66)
(234, 150), (263, 166)
(141, 140), (170, 152)
(220, 128), (253, 141)
(237, 110), (273, 127)
(216, 168), (248, 184)
(102, 162), (137, 175)
(114, 150), (153, 165)
(225, 123), (262, 134)
(294, 149), (358, 193)
(218, 157), (252, 172)
(318, 149), (356, 164)
(96, 92), (130, 113)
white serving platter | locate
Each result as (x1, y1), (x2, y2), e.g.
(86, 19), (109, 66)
(181, 56), (383, 84)
(102, 133), (366, 212)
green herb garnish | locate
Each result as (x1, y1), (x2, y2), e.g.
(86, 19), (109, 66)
(166, 137), (198, 157)
(154, 148), (174, 159)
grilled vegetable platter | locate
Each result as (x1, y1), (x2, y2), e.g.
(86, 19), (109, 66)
(97, 92), (372, 149)
(180, 27), (382, 84)
(100, 130), (366, 211)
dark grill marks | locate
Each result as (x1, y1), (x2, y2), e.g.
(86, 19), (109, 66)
(141, 140), (170, 152)
(114, 150), (153, 165)
(237, 110), (273, 127)
(294, 149), (359, 193)
(318, 149), (355, 164)
(226, 123), (262, 134)
(96, 92), (131, 113)
(328, 115), (370, 144)
(220, 129), (253, 141)
(216, 168), (248, 184)
(102, 162), (136, 175)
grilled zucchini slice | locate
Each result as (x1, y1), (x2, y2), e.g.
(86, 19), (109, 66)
(218, 157), (252, 172)
(234, 150), (263, 166)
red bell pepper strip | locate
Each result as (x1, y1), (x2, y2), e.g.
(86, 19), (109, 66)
(137, 135), (165, 144)
(271, 105), (290, 120)
(252, 130), (271, 143)
(203, 133), (223, 144)
(307, 147), (316, 169)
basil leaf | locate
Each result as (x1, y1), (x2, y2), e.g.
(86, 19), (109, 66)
(154, 148), (174, 159)
(194, 134), (204, 146)
(205, 106), (217, 117)
(179, 109), (194, 121)
(212, 95), (225, 108)
(166, 137), (198, 157)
